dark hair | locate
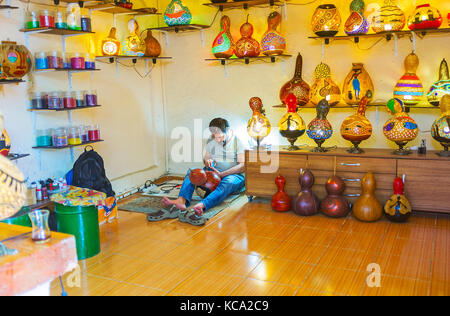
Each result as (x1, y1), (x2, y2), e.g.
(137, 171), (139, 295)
(209, 118), (230, 133)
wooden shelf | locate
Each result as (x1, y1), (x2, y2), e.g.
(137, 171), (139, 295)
(203, 0), (289, 11)
(33, 140), (104, 150)
(85, 3), (160, 16)
(0, 5), (19, 10)
(8, 154), (30, 161)
(0, 79), (24, 85)
(29, 105), (102, 112)
(206, 54), (292, 65)
(96, 56), (172, 64)
(309, 28), (450, 44)
(34, 68), (101, 74)
(149, 24), (210, 33)
(272, 102), (441, 110)
(19, 27), (94, 36)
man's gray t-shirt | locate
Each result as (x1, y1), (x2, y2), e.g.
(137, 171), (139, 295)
(205, 136), (246, 173)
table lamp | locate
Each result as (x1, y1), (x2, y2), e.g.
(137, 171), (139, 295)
(247, 97), (271, 149)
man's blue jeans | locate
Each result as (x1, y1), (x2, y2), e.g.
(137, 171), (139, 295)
(179, 169), (245, 211)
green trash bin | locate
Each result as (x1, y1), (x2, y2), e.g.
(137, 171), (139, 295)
(54, 203), (100, 260)
(1, 207), (32, 227)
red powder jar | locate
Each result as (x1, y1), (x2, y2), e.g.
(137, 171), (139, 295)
(70, 52), (85, 69)
(40, 10), (55, 28)
(63, 91), (76, 109)
(88, 124), (100, 141)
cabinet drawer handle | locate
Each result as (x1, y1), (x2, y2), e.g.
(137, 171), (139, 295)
(340, 163), (361, 167)
(344, 194), (361, 197)
(342, 178), (361, 182)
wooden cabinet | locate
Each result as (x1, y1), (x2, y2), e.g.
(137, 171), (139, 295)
(245, 148), (450, 214)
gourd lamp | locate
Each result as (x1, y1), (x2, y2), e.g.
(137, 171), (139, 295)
(431, 95), (450, 157)
(101, 27), (120, 56)
(0, 110), (27, 257)
(247, 97), (271, 149)
(278, 94), (305, 151)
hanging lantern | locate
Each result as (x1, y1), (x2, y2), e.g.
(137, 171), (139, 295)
(101, 27), (121, 56)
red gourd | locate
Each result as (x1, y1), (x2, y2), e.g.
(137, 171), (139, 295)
(320, 175), (351, 218)
(189, 168), (221, 193)
(271, 175), (291, 212)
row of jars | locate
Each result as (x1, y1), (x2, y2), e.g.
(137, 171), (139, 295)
(36, 125), (101, 148)
(35, 51), (95, 70)
(30, 90), (98, 110)
(25, 9), (91, 32)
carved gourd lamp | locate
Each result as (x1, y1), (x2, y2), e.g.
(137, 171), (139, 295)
(212, 15), (235, 59)
(344, 0), (369, 35)
(384, 177), (412, 223)
(342, 63), (374, 105)
(278, 94), (305, 151)
(144, 30), (161, 57)
(261, 11), (286, 56)
(428, 59), (450, 107)
(271, 175), (291, 212)
(307, 99), (333, 152)
(407, 4), (442, 31)
(235, 15), (260, 58)
(311, 4), (341, 37)
(310, 62), (341, 106)
(121, 19), (144, 56)
(0, 41), (32, 80)
(431, 95), (450, 157)
(101, 27), (120, 56)
(394, 53), (424, 106)
(247, 97), (271, 148)
(164, 0), (192, 26)
(383, 98), (419, 155)
(340, 96), (373, 154)
(371, 0), (405, 33)
(279, 53), (310, 106)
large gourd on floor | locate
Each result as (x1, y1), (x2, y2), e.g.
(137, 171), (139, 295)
(212, 15), (235, 59)
(342, 63), (374, 105)
(310, 62), (341, 106)
(393, 53), (424, 106)
(279, 53), (310, 106)
(164, 0), (192, 26)
(321, 176), (350, 218)
(292, 169), (320, 216)
(235, 15), (260, 58)
(384, 177), (412, 223)
(340, 96), (373, 154)
(189, 168), (221, 196)
(427, 59), (450, 107)
(307, 99), (333, 152)
(278, 94), (305, 151)
(261, 11), (286, 56)
(352, 172), (383, 222)
(431, 95), (450, 157)
(271, 175), (291, 212)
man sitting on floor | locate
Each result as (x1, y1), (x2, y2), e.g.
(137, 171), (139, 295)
(148, 118), (246, 223)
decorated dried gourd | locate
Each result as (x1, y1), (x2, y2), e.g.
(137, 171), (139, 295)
(384, 177), (412, 223)
(279, 53), (310, 106)
(0, 41), (32, 80)
(321, 176), (351, 218)
(261, 11), (286, 56)
(278, 94), (305, 151)
(247, 97), (271, 148)
(307, 99), (333, 152)
(121, 19), (144, 56)
(271, 175), (291, 212)
(407, 4), (442, 31)
(344, 0), (369, 35)
(189, 168), (221, 197)
(340, 96), (373, 154)
(101, 27), (120, 56)
(311, 4), (341, 37)
(394, 53), (424, 106)
(212, 15), (235, 59)
(428, 59), (450, 107)
(383, 98), (419, 155)
(310, 62), (341, 106)
(164, 0), (192, 26)
(235, 15), (260, 58)
(352, 172), (383, 222)
(144, 30), (161, 57)
(342, 63), (374, 105)
(371, 0), (405, 33)
(431, 95), (450, 157)
(292, 169), (320, 216)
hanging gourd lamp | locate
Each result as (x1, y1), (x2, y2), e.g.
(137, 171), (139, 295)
(278, 94), (306, 151)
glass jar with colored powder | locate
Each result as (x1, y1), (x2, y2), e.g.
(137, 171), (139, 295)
(52, 128), (68, 147)
(63, 91), (76, 109)
(40, 10), (55, 28)
(81, 15), (92, 32)
(62, 52), (71, 69)
(35, 52), (48, 70)
(84, 53), (95, 70)
(36, 129), (53, 147)
(80, 125), (89, 143)
(74, 91), (85, 107)
(55, 10), (68, 29)
(48, 91), (63, 109)
(67, 6), (81, 30)
(70, 52), (85, 69)
(47, 51), (63, 69)
(85, 90), (97, 106)
(26, 11), (40, 29)
(30, 92), (45, 109)
(88, 124), (100, 141)
(68, 127), (82, 145)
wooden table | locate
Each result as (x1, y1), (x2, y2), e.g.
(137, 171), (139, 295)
(0, 223), (77, 296)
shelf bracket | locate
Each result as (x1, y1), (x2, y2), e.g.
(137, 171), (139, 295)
(393, 33), (398, 57)
(375, 107), (379, 126)
(53, 0), (59, 5)
(116, 60), (119, 78)
(224, 63), (228, 79)
(283, 2), (287, 21)
(201, 29), (205, 47)
(354, 37), (359, 44)
(282, 59), (286, 76)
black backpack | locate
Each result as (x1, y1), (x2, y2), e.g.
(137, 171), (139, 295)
(72, 146), (114, 197)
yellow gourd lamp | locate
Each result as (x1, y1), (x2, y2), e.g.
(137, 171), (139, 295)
(102, 27), (120, 56)
(431, 95), (450, 157)
(278, 94), (305, 151)
(247, 97), (271, 149)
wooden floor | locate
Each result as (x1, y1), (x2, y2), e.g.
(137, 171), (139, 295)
(51, 196), (449, 296)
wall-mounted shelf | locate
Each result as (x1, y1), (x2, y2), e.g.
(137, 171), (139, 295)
(96, 56), (172, 64)
(8, 154), (30, 161)
(85, 3), (160, 16)
(206, 54), (292, 65)
(20, 27), (94, 37)
(149, 24), (210, 33)
(29, 105), (102, 112)
(33, 140), (104, 150)
(34, 68), (101, 74)
(0, 5), (18, 10)
(273, 102), (441, 111)
(0, 79), (25, 85)
(203, 0), (288, 11)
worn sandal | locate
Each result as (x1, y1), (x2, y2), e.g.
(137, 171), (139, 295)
(178, 210), (207, 226)
(146, 204), (182, 222)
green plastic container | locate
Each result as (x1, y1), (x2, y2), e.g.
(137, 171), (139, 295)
(1, 207), (32, 227)
(54, 203), (100, 260)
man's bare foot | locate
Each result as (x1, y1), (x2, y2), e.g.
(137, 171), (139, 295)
(192, 202), (205, 216)
(162, 196), (187, 211)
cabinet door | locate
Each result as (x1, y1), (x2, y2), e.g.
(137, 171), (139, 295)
(398, 159), (450, 213)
